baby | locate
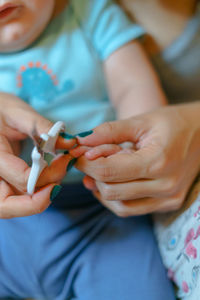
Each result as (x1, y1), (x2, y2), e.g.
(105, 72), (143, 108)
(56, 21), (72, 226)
(0, 0), (175, 299)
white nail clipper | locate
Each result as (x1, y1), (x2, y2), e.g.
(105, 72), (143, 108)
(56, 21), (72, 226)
(27, 121), (65, 195)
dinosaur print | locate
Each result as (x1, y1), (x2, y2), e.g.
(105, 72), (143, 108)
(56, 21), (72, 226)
(17, 62), (74, 107)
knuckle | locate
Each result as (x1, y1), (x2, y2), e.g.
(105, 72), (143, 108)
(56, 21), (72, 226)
(101, 121), (116, 135)
(0, 204), (5, 219)
(33, 201), (48, 215)
(95, 165), (115, 182)
(162, 177), (180, 196)
(115, 209), (130, 218)
(171, 202), (182, 211)
(172, 194), (185, 211)
(142, 152), (168, 178)
(162, 179), (176, 195)
(114, 203), (131, 218)
(33, 206), (43, 215)
(17, 167), (31, 192)
(101, 185), (119, 201)
(32, 117), (53, 136)
(164, 196), (184, 212)
(154, 155), (168, 174)
(166, 202), (181, 212)
(0, 203), (9, 219)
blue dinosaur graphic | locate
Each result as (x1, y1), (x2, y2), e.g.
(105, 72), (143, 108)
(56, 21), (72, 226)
(17, 63), (74, 107)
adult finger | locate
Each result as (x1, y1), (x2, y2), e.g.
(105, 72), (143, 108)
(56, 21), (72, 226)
(37, 153), (73, 187)
(76, 118), (148, 147)
(95, 194), (184, 217)
(0, 137), (67, 192)
(0, 94), (52, 136)
(0, 180), (58, 218)
(0, 149), (31, 192)
(94, 178), (177, 201)
(1, 94), (75, 147)
(83, 174), (187, 214)
(76, 147), (157, 183)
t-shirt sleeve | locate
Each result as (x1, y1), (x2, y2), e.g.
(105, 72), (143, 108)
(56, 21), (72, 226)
(72, 0), (145, 60)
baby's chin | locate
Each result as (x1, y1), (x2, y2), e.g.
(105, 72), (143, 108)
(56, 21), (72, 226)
(0, 23), (44, 53)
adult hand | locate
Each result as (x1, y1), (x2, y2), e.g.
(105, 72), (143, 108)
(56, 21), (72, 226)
(72, 102), (200, 217)
(0, 93), (76, 218)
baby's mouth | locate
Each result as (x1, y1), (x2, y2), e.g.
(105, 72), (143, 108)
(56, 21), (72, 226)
(0, 4), (22, 22)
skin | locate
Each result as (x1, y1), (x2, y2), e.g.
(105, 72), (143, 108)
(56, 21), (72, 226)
(0, 93), (76, 218)
(117, 0), (197, 54)
(0, 0), (76, 217)
(104, 41), (167, 119)
(0, 0), (171, 218)
(69, 0), (200, 217)
(0, 0), (67, 52)
(71, 102), (200, 217)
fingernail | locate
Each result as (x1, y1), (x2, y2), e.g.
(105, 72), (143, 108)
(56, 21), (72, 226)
(67, 158), (77, 171)
(59, 132), (75, 140)
(64, 150), (69, 154)
(76, 130), (93, 138)
(50, 185), (62, 201)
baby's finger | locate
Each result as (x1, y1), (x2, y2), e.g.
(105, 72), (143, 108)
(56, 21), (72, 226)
(0, 180), (58, 218)
(76, 147), (154, 183)
(84, 144), (122, 160)
(70, 146), (91, 158)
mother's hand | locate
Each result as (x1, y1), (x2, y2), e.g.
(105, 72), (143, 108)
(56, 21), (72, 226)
(73, 102), (200, 217)
(0, 93), (76, 218)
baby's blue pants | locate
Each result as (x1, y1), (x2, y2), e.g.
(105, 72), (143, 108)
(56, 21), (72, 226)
(0, 184), (175, 300)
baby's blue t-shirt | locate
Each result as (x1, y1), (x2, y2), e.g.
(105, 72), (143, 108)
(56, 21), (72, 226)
(0, 0), (144, 183)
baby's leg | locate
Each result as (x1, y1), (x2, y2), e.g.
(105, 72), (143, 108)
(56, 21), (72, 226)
(154, 176), (200, 300)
